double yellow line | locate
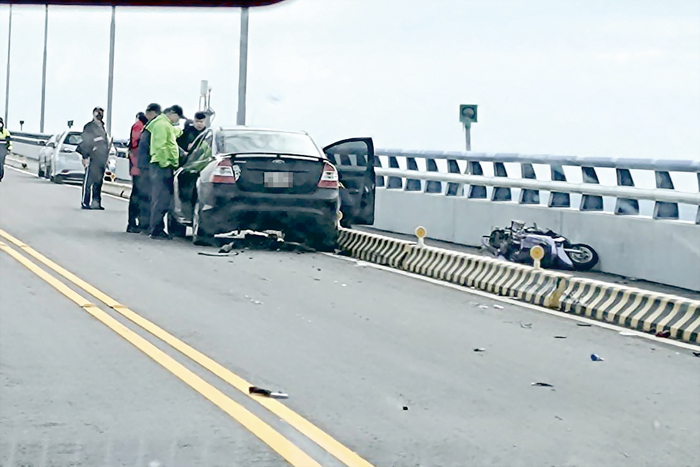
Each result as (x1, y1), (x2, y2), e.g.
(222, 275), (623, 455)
(0, 228), (375, 467)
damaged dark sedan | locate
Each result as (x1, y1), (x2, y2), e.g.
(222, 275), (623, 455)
(170, 127), (376, 250)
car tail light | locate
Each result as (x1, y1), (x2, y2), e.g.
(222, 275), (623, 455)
(318, 162), (339, 189)
(210, 158), (236, 184)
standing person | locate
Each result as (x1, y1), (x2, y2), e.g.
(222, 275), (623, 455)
(177, 111), (207, 153)
(126, 112), (149, 232)
(0, 117), (11, 183)
(135, 103), (162, 234)
(147, 105), (184, 239)
(78, 107), (110, 210)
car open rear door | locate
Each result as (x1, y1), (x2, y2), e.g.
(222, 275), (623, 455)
(323, 138), (375, 226)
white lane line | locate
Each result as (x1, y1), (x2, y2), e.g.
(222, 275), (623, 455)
(323, 253), (700, 351)
(8, 165), (699, 351)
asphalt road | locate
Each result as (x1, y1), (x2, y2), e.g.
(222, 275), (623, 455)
(1, 166), (699, 467)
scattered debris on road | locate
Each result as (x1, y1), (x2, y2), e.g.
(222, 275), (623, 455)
(520, 322), (532, 329)
(654, 330), (671, 338)
(531, 382), (554, 388)
(576, 323), (592, 327)
(692, 351), (700, 358)
(402, 406), (409, 411)
(473, 348), (486, 352)
(554, 335), (567, 339)
(493, 304), (504, 309)
(555, 415), (563, 421)
(213, 230), (317, 254)
(479, 305), (490, 309)
(619, 331), (638, 336)
(249, 386), (289, 399)
(590, 354), (605, 362)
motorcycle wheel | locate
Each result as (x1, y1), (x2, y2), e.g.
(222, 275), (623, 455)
(568, 243), (599, 271)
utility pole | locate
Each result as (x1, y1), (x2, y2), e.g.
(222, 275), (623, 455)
(4, 4), (12, 125)
(40, 4), (49, 133)
(106, 5), (116, 135)
(236, 7), (249, 126)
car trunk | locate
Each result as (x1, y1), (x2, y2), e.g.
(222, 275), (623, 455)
(230, 155), (325, 194)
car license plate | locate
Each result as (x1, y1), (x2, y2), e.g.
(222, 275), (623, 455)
(264, 172), (292, 188)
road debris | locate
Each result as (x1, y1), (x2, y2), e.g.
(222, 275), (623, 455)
(619, 331), (638, 336)
(692, 352), (700, 358)
(655, 330), (671, 338)
(473, 348), (486, 352)
(531, 382), (554, 388)
(520, 322), (532, 329)
(249, 386), (289, 399)
(553, 336), (567, 339)
(590, 353), (605, 362)
(555, 415), (563, 421)
(479, 305), (490, 309)
(493, 304), (504, 310)
(402, 406), (409, 411)
(216, 230), (316, 254)
(576, 323), (592, 327)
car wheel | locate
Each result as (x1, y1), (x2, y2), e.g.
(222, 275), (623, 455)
(192, 200), (216, 246)
(37, 162), (45, 178)
(167, 213), (187, 238)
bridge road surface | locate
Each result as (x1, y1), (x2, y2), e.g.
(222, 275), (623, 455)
(1, 166), (699, 467)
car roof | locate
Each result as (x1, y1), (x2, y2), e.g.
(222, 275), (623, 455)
(213, 126), (309, 136)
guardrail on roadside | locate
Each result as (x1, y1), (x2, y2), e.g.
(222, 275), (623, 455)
(11, 130), (700, 223)
(370, 149), (700, 224)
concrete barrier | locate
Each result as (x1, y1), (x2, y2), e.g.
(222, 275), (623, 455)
(560, 278), (700, 343)
(374, 188), (700, 292)
(337, 227), (700, 344)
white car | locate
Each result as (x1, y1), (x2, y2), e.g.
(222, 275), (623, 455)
(38, 130), (118, 183)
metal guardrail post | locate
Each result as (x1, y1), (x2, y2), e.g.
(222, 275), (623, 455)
(654, 171), (679, 220)
(580, 167), (603, 211)
(425, 159), (442, 193)
(615, 168), (639, 215)
(374, 155), (384, 188)
(387, 156), (403, 189)
(446, 159), (462, 196)
(405, 157), (421, 191)
(548, 164), (570, 208)
(467, 161), (486, 199)
(519, 163), (539, 204)
(491, 162), (511, 201)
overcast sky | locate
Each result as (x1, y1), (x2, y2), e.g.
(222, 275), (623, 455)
(0, 0), (698, 159)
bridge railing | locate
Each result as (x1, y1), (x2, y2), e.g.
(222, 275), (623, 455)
(370, 150), (700, 224)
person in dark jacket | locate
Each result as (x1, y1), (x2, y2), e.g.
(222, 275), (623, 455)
(127, 112), (149, 232)
(78, 106), (110, 210)
(134, 103), (162, 234)
(177, 111), (207, 154)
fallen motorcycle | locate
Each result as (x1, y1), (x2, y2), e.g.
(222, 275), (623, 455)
(481, 221), (599, 271)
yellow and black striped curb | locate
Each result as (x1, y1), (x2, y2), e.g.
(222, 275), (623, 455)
(337, 228), (700, 344)
(560, 278), (700, 343)
(401, 244), (569, 308)
(338, 228), (411, 268)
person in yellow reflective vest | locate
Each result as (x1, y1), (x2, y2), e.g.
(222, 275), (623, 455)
(0, 117), (12, 182)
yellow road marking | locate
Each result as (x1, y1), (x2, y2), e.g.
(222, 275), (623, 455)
(0, 228), (376, 467)
(0, 241), (321, 467)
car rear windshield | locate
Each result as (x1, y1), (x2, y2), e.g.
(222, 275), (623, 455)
(64, 133), (82, 146)
(216, 131), (321, 157)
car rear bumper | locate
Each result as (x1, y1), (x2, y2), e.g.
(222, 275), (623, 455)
(199, 186), (340, 234)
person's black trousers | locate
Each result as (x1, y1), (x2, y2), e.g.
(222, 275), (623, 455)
(81, 158), (106, 208)
(149, 165), (174, 235)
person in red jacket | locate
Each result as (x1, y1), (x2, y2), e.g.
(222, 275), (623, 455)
(127, 112), (149, 232)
